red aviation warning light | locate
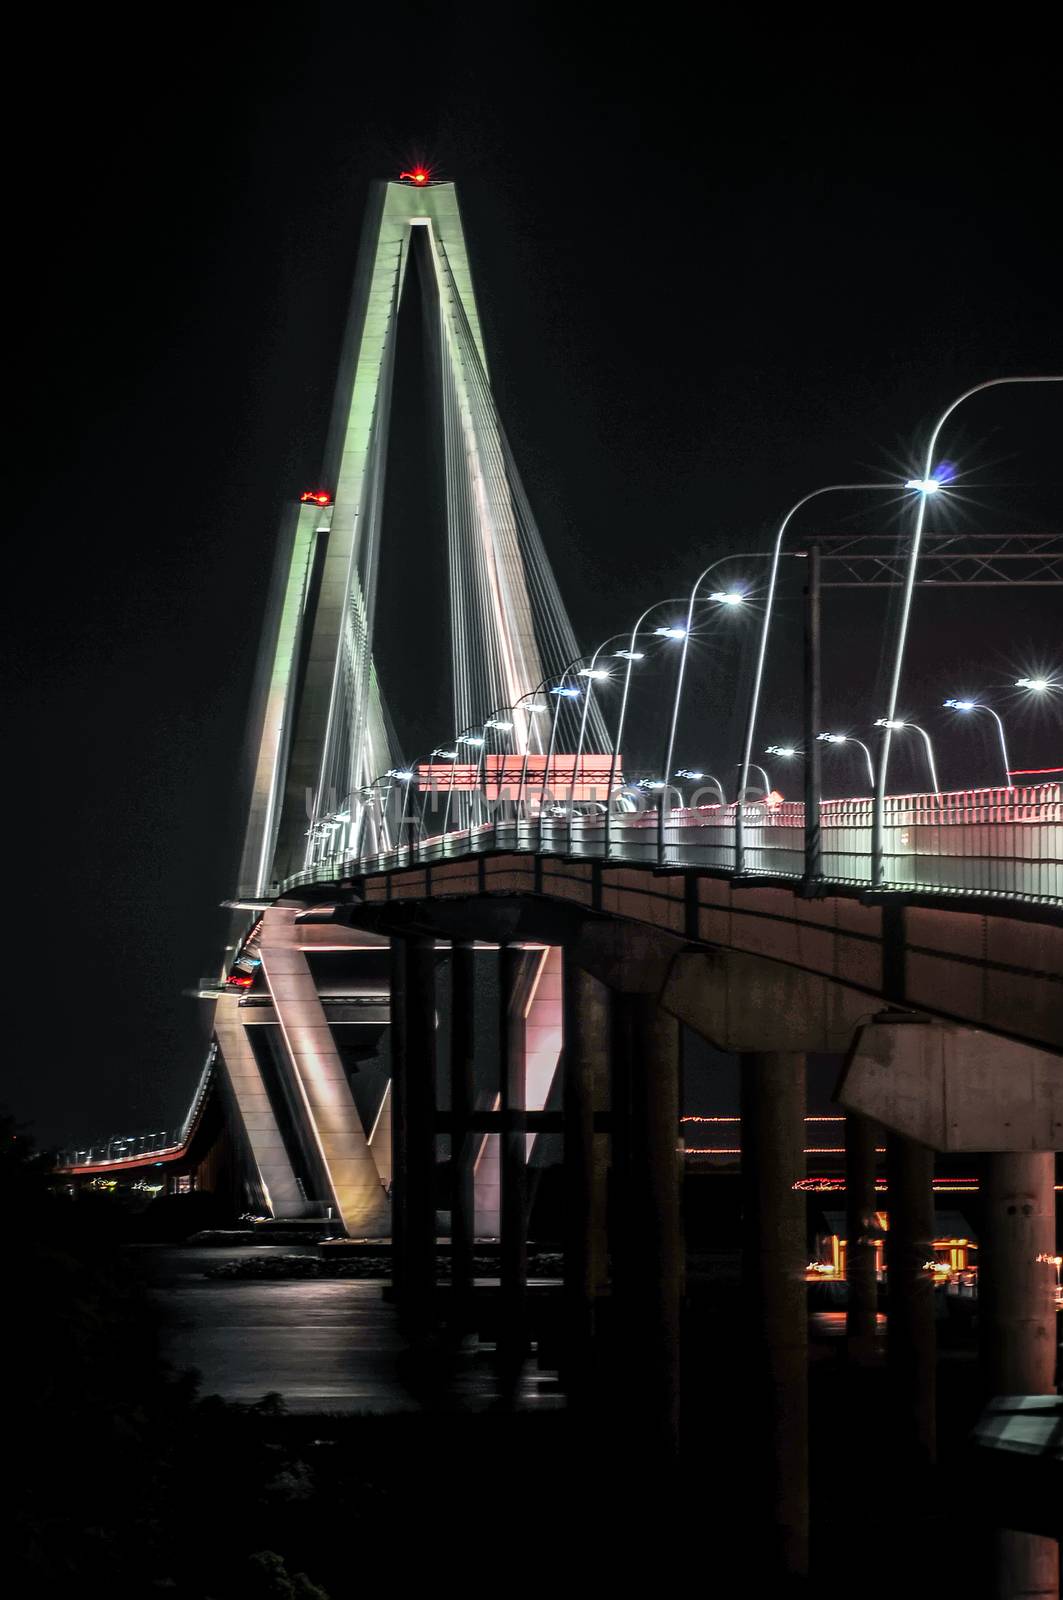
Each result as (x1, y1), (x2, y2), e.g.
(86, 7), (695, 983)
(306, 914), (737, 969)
(399, 167), (430, 186)
(300, 489), (332, 506)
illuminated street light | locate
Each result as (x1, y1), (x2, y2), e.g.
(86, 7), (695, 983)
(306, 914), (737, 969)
(605, 598), (691, 859)
(676, 769), (727, 804)
(659, 556), (760, 864)
(816, 732), (876, 789)
(736, 480), (903, 875)
(942, 697), (1013, 788)
(1016, 677), (1056, 693)
(484, 719), (513, 730)
(567, 628), (649, 853)
(874, 717), (940, 794)
(766, 744), (800, 759)
(904, 477), (944, 493)
(873, 374), (1062, 884)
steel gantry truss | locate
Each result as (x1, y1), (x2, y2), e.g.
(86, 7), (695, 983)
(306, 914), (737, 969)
(809, 531), (1063, 588)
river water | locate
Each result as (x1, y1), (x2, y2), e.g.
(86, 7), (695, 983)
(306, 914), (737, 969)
(143, 1246), (562, 1414)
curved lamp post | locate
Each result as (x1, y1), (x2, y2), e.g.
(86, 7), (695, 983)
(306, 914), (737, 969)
(604, 599), (689, 861)
(414, 745), (458, 847)
(566, 632), (635, 853)
(735, 481), (905, 875)
(514, 658), (587, 825)
(657, 555), (753, 864)
(872, 374), (1062, 883)
(440, 725), (486, 842)
(943, 698), (1013, 789)
(873, 718), (940, 795)
(674, 769), (727, 805)
(816, 733), (876, 791)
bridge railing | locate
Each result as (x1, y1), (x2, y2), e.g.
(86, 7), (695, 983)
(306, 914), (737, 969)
(56, 1044), (218, 1173)
(300, 782), (1061, 906)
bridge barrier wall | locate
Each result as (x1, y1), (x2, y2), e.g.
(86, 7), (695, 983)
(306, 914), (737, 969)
(290, 782), (1061, 906)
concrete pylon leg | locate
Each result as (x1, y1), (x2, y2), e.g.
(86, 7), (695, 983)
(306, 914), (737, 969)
(389, 938), (408, 1309)
(885, 1133), (936, 1478)
(449, 942), (476, 1336)
(846, 1112), (880, 1362)
(740, 1051), (809, 1578)
(562, 958), (610, 1399)
(981, 1153), (1059, 1600)
(627, 996), (682, 1459)
(499, 944), (527, 1357)
(394, 935), (437, 1337)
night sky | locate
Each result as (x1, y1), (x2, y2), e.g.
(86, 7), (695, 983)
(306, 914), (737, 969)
(6, 7), (1061, 1147)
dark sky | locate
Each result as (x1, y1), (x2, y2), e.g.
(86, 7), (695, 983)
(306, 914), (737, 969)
(6, 6), (1061, 1147)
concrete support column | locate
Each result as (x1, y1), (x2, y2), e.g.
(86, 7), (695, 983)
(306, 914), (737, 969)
(393, 935), (437, 1337)
(846, 1112), (880, 1361)
(626, 995), (682, 1459)
(740, 1050), (809, 1578)
(449, 942), (477, 1336)
(499, 943), (527, 1356)
(562, 958), (610, 1397)
(981, 1153), (1059, 1600)
(388, 938), (408, 1308)
(885, 1133), (936, 1476)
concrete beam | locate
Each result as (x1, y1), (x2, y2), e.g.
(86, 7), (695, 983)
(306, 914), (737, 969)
(838, 1015), (1063, 1151)
(570, 920), (685, 996)
(661, 946), (879, 1053)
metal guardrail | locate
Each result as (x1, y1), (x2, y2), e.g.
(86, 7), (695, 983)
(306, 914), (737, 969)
(289, 782), (1062, 906)
(57, 1044), (217, 1172)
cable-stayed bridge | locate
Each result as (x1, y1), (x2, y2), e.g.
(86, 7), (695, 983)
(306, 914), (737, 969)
(54, 172), (1063, 1590)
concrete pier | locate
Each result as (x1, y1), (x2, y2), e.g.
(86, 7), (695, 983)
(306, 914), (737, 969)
(981, 1152), (1060, 1600)
(740, 1050), (809, 1577)
(561, 958), (610, 1399)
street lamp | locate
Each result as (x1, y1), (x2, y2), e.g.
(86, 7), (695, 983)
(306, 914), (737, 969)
(605, 600), (689, 861)
(657, 553), (757, 864)
(440, 725), (489, 841)
(566, 632), (644, 852)
(413, 745), (459, 847)
(1016, 676), (1057, 693)
(943, 698), (1013, 789)
(512, 657), (594, 824)
(816, 733), (876, 790)
(734, 761), (773, 799)
(872, 373), (1062, 884)
(675, 769), (727, 805)
(873, 718), (940, 795)
(735, 479), (909, 876)
(766, 743), (801, 760)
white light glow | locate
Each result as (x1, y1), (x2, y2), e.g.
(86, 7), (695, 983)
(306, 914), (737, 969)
(654, 626), (687, 640)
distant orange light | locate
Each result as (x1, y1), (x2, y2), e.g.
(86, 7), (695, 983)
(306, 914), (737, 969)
(400, 168), (430, 185)
(226, 973), (254, 988)
(300, 489), (332, 506)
